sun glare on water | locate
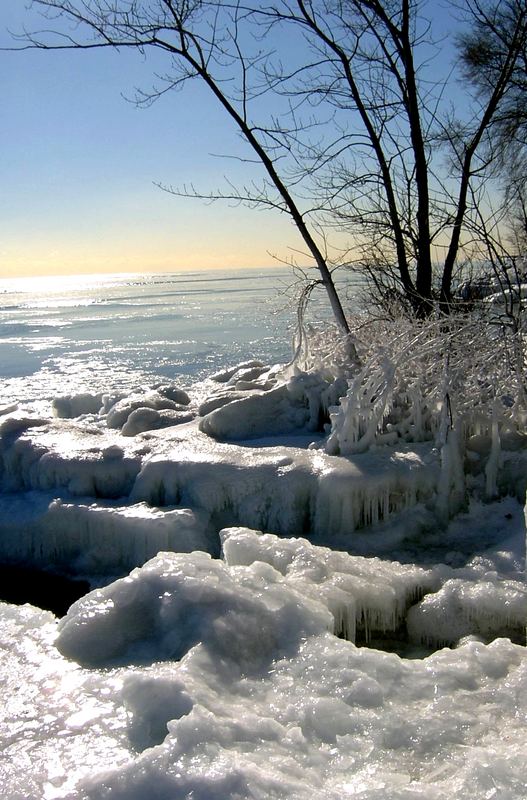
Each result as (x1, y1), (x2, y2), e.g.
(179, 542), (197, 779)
(0, 272), (143, 296)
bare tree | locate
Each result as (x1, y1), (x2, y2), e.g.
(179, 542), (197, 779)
(10, 0), (527, 324)
(244, 0), (527, 315)
(460, 0), (527, 179)
(12, 0), (361, 364)
(459, 0), (527, 264)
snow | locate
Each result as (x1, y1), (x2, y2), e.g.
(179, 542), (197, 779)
(208, 360), (268, 383)
(199, 384), (311, 439)
(200, 372), (347, 441)
(52, 393), (104, 419)
(0, 361), (525, 799)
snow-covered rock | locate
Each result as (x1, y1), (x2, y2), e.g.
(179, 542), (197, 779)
(199, 385), (310, 440)
(121, 407), (194, 436)
(52, 392), (104, 418)
(209, 360), (267, 383)
(106, 391), (192, 430)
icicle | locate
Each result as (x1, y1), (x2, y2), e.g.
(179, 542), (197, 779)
(485, 400), (501, 499)
(436, 418), (466, 523)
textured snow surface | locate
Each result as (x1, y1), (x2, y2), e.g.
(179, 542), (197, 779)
(1, 540), (525, 799)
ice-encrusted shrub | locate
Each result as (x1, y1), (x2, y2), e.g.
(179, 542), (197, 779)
(295, 308), (527, 504)
(334, 316), (525, 445)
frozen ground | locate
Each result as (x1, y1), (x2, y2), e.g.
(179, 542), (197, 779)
(0, 361), (525, 799)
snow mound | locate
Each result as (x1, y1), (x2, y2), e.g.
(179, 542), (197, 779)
(407, 576), (527, 646)
(199, 372), (347, 441)
(198, 389), (260, 416)
(153, 385), (191, 405)
(52, 392), (104, 418)
(56, 549), (332, 669)
(209, 360), (267, 383)
(121, 407), (194, 436)
(106, 391), (193, 430)
(199, 385), (310, 440)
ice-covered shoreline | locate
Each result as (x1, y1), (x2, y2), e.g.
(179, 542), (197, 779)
(0, 360), (525, 799)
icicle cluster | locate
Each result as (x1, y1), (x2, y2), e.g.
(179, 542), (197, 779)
(315, 312), (526, 473)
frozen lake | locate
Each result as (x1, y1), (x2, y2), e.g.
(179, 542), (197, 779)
(0, 268), (299, 407)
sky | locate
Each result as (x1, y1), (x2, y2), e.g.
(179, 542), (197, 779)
(1, 1), (309, 278)
(0, 1), (462, 280)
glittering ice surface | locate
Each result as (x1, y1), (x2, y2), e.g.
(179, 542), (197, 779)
(1, 547), (525, 800)
(0, 270), (294, 410)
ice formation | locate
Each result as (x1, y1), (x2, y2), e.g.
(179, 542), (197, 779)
(55, 546), (332, 668)
(106, 389), (192, 431)
(52, 393), (104, 419)
(0, 407), (437, 550)
(407, 575), (527, 647)
(200, 371), (347, 441)
(1, 532), (525, 799)
(0, 361), (525, 799)
(221, 527), (437, 642)
(0, 496), (213, 575)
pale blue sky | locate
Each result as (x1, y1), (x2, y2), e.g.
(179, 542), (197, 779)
(0, 1), (463, 278)
(1, 1), (306, 277)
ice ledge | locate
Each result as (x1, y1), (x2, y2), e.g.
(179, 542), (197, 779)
(0, 416), (438, 541)
(130, 430), (438, 538)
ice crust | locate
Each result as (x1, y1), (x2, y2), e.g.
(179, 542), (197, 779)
(1, 535), (525, 799)
(407, 575), (527, 646)
(0, 497), (213, 574)
(0, 415), (437, 544)
(129, 435), (437, 538)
